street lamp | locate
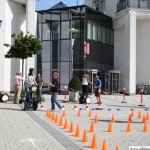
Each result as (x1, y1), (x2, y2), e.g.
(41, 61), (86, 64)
(69, 26), (78, 78)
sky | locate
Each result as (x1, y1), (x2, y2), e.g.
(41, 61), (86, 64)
(36, 0), (85, 10)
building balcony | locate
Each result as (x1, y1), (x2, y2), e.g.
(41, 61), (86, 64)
(117, 0), (150, 12)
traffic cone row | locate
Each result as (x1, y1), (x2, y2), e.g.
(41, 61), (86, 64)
(45, 108), (149, 149)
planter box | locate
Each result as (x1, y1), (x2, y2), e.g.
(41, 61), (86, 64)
(69, 91), (79, 102)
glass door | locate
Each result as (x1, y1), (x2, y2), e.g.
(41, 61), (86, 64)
(101, 73), (111, 94)
(111, 73), (119, 93)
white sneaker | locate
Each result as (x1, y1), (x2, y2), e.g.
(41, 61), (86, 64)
(58, 108), (62, 113)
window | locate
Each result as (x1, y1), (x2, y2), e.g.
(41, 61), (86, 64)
(106, 28), (111, 44)
(98, 25), (102, 42)
(87, 20), (92, 40)
(61, 21), (69, 39)
(42, 23), (50, 40)
(93, 23), (97, 41)
(102, 26), (106, 43)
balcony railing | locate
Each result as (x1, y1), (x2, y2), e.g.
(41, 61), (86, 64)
(117, 0), (150, 12)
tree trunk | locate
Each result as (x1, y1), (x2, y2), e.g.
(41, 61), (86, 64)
(22, 59), (24, 88)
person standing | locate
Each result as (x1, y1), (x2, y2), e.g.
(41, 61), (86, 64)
(14, 72), (24, 104)
(82, 71), (91, 99)
(47, 72), (62, 112)
(94, 76), (102, 104)
(25, 68), (37, 103)
(36, 74), (43, 104)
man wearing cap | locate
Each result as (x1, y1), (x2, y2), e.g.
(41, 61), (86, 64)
(14, 72), (24, 104)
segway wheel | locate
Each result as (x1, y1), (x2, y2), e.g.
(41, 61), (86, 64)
(33, 101), (38, 110)
(21, 101), (27, 111)
(79, 96), (85, 104)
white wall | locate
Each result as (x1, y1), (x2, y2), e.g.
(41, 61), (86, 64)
(114, 27), (127, 89)
(0, 0), (36, 92)
(136, 19), (150, 85)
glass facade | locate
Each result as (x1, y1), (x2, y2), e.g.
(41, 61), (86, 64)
(37, 5), (114, 90)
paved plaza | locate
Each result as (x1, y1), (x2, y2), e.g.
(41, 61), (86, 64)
(0, 93), (150, 150)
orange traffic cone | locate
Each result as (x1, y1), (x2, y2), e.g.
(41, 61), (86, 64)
(62, 109), (66, 117)
(111, 114), (115, 123)
(90, 133), (98, 148)
(142, 115), (146, 123)
(47, 111), (51, 119)
(126, 121), (131, 132)
(75, 125), (80, 137)
(62, 105), (66, 110)
(59, 116), (64, 126)
(108, 121), (113, 132)
(82, 129), (88, 142)
(116, 145), (119, 150)
(131, 109), (134, 117)
(88, 109), (92, 117)
(78, 110), (81, 117)
(143, 122), (148, 132)
(85, 103), (89, 110)
(69, 121), (74, 133)
(89, 122), (95, 132)
(54, 114), (59, 124)
(128, 114), (132, 123)
(64, 119), (68, 129)
(146, 113), (149, 121)
(94, 114), (98, 123)
(46, 109), (50, 117)
(102, 139), (107, 150)
(138, 111), (141, 119)
(74, 104), (78, 110)
(52, 113), (55, 121)
(50, 112), (54, 120)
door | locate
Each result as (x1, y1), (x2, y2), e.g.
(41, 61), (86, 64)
(101, 73), (111, 93)
(111, 73), (119, 93)
(91, 71), (98, 93)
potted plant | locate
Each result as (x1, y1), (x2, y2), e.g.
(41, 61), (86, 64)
(68, 75), (81, 102)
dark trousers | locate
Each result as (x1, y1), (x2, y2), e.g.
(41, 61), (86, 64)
(82, 85), (88, 99)
(36, 88), (42, 103)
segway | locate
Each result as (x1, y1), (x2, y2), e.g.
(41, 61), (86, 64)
(20, 87), (38, 111)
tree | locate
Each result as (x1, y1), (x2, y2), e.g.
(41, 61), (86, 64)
(4, 31), (42, 78)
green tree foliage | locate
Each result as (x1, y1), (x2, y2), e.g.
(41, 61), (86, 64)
(4, 31), (42, 79)
(68, 75), (81, 91)
(4, 31), (42, 59)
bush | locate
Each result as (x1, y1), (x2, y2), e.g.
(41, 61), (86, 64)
(68, 75), (81, 91)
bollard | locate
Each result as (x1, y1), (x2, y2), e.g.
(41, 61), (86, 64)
(63, 86), (67, 103)
(138, 89), (145, 106)
(121, 87), (126, 103)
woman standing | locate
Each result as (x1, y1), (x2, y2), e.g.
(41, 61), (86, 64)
(36, 74), (43, 104)
(82, 71), (91, 99)
(25, 68), (37, 103)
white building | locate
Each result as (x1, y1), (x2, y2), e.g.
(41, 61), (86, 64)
(0, 0), (36, 92)
(85, 0), (150, 94)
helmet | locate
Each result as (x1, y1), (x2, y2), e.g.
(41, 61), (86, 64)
(29, 68), (35, 72)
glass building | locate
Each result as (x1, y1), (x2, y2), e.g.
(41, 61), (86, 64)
(37, 2), (117, 92)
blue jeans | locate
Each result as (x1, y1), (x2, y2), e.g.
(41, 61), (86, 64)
(25, 86), (32, 103)
(51, 93), (62, 110)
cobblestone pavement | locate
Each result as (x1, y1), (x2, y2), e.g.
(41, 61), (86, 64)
(0, 94), (150, 150)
